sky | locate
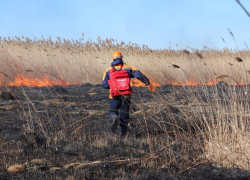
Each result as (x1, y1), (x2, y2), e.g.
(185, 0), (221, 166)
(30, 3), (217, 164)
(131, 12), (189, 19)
(0, 0), (249, 50)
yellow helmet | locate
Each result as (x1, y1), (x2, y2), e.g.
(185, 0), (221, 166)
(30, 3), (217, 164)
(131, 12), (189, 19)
(112, 51), (123, 60)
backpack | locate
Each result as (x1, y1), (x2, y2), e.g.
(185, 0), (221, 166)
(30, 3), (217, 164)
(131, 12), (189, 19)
(108, 65), (133, 97)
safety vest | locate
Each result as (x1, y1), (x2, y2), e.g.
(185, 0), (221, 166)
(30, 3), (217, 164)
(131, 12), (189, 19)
(108, 65), (133, 97)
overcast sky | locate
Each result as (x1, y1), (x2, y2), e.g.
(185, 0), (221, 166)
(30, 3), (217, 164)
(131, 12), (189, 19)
(0, 0), (249, 50)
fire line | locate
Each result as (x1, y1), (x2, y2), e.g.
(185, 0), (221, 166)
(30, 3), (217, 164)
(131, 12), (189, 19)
(0, 75), (246, 87)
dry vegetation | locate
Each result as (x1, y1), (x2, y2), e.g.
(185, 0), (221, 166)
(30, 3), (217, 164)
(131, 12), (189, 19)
(1, 34), (250, 85)
(1, 35), (250, 179)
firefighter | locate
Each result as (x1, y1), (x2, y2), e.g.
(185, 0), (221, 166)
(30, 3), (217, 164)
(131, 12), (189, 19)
(102, 51), (152, 137)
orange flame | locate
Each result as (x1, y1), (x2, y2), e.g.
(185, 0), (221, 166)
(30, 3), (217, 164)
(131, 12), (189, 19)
(131, 79), (160, 92)
(131, 79), (160, 87)
(1, 75), (70, 87)
(0, 74), (161, 87)
(0, 74), (244, 88)
(168, 79), (219, 86)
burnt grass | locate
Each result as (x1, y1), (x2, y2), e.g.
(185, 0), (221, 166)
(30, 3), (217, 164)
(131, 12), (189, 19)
(0, 84), (250, 180)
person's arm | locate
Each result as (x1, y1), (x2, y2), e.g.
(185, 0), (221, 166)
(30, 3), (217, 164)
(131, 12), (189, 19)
(102, 69), (110, 89)
(130, 66), (150, 86)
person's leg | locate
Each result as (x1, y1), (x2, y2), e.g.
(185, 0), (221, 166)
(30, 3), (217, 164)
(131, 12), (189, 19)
(119, 95), (130, 137)
(109, 97), (122, 133)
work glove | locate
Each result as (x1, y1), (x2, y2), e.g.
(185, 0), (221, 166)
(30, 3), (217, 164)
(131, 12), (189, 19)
(147, 84), (155, 92)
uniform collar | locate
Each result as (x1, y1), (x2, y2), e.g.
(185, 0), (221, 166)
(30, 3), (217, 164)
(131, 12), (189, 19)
(111, 59), (123, 67)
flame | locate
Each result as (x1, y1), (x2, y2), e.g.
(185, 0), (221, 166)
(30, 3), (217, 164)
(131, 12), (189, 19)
(0, 74), (161, 87)
(131, 79), (160, 87)
(131, 79), (160, 92)
(1, 75), (70, 87)
(0, 74), (245, 88)
(168, 79), (219, 86)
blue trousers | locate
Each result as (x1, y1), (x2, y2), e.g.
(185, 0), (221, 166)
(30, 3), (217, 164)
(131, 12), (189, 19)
(109, 95), (130, 136)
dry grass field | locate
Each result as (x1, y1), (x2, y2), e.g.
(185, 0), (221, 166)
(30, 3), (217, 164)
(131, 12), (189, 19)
(1, 35), (250, 86)
(1, 35), (250, 179)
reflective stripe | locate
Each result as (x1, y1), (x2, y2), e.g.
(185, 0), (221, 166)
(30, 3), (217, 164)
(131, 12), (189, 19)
(122, 67), (130, 70)
(113, 55), (123, 59)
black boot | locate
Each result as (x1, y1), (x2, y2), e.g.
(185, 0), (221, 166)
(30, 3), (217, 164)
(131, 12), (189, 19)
(110, 115), (120, 133)
(119, 122), (128, 137)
